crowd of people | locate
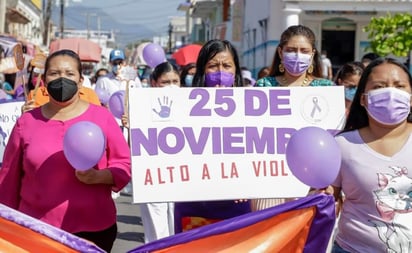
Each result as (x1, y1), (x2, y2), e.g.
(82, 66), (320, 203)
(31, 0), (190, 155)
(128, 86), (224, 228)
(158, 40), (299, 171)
(1, 24), (412, 253)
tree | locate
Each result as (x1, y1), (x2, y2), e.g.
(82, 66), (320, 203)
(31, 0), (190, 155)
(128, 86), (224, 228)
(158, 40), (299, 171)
(363, 12), (412, 57)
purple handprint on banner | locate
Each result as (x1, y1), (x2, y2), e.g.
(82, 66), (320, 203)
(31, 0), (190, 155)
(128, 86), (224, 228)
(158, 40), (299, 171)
(153, 96), (173, 118)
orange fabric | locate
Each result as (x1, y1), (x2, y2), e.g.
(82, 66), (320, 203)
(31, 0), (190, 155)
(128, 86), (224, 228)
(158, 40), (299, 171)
(152, 207), (316, 253)
(0, 217), (79, 253)
(181, 217), (221, 232)
(27, 86), (101, 107)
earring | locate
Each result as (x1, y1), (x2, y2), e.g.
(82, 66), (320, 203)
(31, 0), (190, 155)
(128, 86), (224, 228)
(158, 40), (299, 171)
(279, 63), (285, 73)
(307, 64), (313, 74)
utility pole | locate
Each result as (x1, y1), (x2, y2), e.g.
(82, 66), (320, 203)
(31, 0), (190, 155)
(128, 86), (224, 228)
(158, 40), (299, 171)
(82, 12), (96, 39)
(168, 22), (173, 53)
(252, 28), (256, 74)
(60, 0), (64, 38)
(0, 0), (6, 34)
(43, 0), (53, 45)
(97, 16), (101, 45)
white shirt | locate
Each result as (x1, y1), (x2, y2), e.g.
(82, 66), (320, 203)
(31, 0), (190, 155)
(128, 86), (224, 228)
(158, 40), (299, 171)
(95, 72), (141, 96)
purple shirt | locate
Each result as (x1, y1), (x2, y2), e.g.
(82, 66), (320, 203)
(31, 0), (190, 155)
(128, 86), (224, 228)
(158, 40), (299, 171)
(0, 104), (131, 233)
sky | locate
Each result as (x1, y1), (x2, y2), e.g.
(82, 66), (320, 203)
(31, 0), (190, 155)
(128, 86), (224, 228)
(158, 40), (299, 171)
(62, 0), (186, 45)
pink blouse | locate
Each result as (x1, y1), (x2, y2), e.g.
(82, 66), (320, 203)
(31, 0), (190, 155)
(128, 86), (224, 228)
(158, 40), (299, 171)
(0, 104), (131, 233)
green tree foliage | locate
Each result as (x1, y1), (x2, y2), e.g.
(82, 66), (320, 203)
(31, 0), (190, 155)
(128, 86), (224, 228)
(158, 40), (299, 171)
(363, 13), (412, 57)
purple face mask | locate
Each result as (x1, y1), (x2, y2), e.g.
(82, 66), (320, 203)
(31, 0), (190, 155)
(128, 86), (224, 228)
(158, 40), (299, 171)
(366, 87), (411, 125)
(282, 52), (312, 76)
(205, 71), (234, 87)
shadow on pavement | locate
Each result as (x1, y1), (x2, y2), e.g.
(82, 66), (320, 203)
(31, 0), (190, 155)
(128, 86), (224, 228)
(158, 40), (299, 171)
(117, 231), (145, 243)
(117, 214), (142, 226)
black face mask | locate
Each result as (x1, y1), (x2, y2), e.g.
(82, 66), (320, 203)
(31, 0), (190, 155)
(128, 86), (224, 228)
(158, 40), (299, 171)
(46, 77), (78, 102)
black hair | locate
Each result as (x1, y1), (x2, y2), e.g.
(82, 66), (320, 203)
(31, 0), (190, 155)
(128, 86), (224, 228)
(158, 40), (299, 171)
(257, 66), (270, 79)
(361, 53), (379, 62)
(44, 49), (82, 79)
(334, 61), (364, 84)
(151, 62), (179, 82)
(92, 68), (109, 83)
(192, 39), (243, 87)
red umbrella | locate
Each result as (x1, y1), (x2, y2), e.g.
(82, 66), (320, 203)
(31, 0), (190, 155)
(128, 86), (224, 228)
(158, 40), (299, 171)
(49, 38), (101, 62)
(172, 44), (202, 66)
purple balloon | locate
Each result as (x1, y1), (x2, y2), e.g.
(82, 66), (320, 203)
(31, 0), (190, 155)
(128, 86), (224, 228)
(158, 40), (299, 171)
(108, 90), (125, 119)
(63, 121), (106, 171)
(14, 85), (24, 97)
(95, 87), (110, 105)
(285, 126), (341, 188)
(142, 43), (166, 68)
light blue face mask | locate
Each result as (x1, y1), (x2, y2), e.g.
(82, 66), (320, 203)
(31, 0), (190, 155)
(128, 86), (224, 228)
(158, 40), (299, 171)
(184, 74), (193, 87)
(112, 64), (120, 74)
(344, 86), (357, 101)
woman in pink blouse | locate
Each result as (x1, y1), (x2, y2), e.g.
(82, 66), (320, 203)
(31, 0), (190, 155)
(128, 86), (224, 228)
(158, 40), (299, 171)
(0, 49), (131, 252)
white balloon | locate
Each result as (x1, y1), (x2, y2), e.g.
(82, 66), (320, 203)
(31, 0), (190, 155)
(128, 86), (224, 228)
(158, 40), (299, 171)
(136, 42), (150, 65)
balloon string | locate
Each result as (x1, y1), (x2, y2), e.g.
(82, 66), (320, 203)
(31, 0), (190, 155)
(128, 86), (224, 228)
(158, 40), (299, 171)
(21, 75), (27, 100)
(124, 80), (130, 113)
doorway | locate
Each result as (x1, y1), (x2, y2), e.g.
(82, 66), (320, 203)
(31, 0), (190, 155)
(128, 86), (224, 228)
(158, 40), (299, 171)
(321, 18), (356, 77)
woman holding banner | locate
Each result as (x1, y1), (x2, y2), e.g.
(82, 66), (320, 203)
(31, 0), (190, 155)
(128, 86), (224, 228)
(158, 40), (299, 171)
(137, 61), (181, 243)
(174, 39), (251, 234)
(192, 39), (244, 88)
(0, 49), (131, 252)
(120, 61), (181, 243)
(253, 25), (334, 211)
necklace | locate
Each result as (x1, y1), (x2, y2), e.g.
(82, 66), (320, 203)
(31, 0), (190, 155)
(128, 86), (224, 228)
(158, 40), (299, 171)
(280, 76), (309, 86)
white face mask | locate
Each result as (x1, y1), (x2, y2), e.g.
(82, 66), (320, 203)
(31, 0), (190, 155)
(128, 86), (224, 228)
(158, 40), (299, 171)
(141, 81), (149, 88)
(163, 84), (180, 88)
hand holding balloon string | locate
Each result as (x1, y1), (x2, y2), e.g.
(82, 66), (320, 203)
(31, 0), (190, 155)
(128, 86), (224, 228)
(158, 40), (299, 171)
(75, 168), (114, 185)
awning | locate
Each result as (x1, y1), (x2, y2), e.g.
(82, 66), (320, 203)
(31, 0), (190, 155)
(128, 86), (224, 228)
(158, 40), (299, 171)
(6, 8), (30, 24)
(191, 0), (220, 19)
(49, 38), (102, 62)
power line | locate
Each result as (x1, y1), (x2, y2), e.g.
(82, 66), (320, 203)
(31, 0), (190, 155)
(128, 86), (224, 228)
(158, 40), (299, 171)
(103, 1), (180, 15)
(88, 0), (139, 9)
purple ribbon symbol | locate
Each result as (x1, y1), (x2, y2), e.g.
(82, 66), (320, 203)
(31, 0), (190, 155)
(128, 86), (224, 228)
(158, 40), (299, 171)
(310, 97), (321, 118)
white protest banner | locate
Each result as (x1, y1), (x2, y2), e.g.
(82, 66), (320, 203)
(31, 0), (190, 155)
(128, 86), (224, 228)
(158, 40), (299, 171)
(0, 100), (24, 164)
(128, 86), (345, 203)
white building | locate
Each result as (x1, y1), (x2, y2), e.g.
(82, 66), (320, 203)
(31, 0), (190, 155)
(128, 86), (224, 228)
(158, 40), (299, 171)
(242, 0), (412, 77)
(3, 0), (42, 49)
(179, 0), (412, 77)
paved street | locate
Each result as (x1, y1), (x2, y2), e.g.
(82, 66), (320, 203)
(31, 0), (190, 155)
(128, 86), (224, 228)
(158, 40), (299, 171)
(112, 193), (145, 253)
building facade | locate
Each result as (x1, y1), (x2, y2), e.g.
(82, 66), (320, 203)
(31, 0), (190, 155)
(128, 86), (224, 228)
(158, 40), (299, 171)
(242, 0), (412, 77)
(3, 0), (42, 48)
(180, 0), (412, 77)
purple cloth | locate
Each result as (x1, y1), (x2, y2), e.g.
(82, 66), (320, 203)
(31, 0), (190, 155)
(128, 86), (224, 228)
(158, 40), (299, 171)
(130, 194), (335, 253)
(0, 203), (104, 252)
